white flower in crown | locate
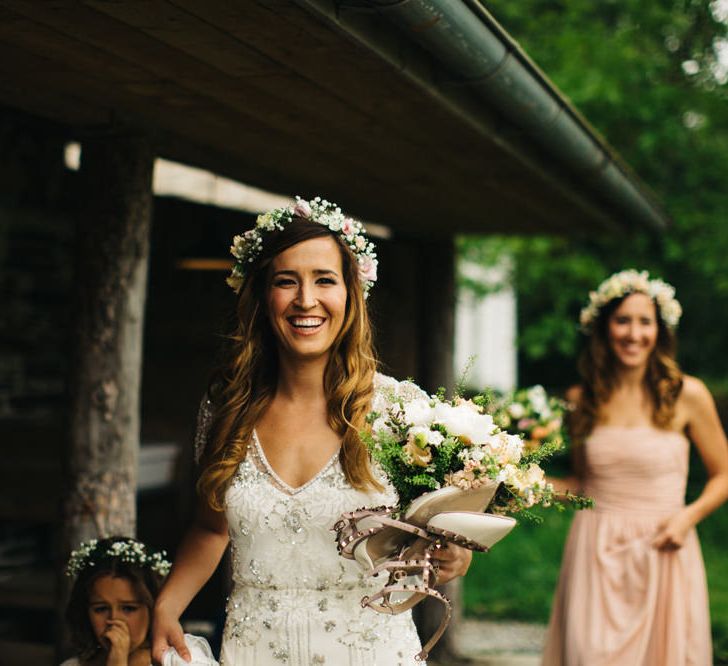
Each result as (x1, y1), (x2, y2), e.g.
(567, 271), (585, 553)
(579, 269), (682, 333)
(226, 196), (378, 297)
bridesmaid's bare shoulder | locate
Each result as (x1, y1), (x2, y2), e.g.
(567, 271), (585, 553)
(679, 375), (716, 415)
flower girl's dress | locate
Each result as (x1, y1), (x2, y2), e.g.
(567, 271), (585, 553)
(542, 425), (712, 665)
(196, 375), (424, 666)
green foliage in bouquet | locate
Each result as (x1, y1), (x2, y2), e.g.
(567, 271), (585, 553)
(361, 423), (464, 508)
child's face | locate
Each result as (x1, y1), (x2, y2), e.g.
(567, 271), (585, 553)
(87, 575), (150, 654)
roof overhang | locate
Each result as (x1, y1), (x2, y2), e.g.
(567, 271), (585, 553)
(0, 0), (669, 235)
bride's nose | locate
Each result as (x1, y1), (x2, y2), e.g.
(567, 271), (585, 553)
(294, 281), (318, 309)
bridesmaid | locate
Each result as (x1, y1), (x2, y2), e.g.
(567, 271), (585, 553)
(543, 270), (728, 665)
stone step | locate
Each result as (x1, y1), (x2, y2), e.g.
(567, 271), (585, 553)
(429, 619), (545, 665)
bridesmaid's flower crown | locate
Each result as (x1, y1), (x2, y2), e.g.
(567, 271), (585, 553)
(65, 537), (172, 578)
(227, 196), (378, 296)
(580, 269), (682, 333)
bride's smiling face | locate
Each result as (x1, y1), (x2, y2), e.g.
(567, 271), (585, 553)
(266, 236), (348, 362)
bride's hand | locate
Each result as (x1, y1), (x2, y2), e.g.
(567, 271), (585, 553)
(152, 605), (190, 665)
(433, 543), (473, 584)
(651, 508), (693, 551)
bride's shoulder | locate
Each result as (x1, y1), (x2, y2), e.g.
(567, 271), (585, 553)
(373, 372), (429, 403)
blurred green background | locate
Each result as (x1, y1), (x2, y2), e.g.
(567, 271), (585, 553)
(460, 1), (728, 662)
(459, 0), (728, 386)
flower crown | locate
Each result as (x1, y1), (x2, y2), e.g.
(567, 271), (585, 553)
(226, 196), (378, 296)
(579, 269), (682, 333)
(65, 538), (172, 578)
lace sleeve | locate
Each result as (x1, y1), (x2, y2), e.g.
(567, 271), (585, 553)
(372, 372), (429, 411)
(193, 394), (214, 465)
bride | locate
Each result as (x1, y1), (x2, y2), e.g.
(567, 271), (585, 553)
(151, 197), (472, 665)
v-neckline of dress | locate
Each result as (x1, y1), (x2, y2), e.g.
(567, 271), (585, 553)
(252, 429), (340, 496)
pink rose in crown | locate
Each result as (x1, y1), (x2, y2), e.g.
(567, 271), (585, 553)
(358, 256), (378, 283)
(293, 199), (312, 218)
(341, 218), (356, 236)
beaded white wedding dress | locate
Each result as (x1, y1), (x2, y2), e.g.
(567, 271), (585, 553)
(196, 375), (424, 666)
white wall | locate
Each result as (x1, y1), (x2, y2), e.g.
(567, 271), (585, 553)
(455, 260), (517, 391)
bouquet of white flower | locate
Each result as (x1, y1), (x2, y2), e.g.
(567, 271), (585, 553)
(334, 381), (587, 660)
(365, 388), (555, 515)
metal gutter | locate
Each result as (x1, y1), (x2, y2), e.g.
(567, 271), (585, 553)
(296, 0), (669, 232)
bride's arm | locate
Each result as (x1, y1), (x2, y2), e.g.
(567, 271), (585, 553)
(152, 500), (229, 664)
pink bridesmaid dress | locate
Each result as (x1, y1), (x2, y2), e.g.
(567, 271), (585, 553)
(542, 425), (712, 665)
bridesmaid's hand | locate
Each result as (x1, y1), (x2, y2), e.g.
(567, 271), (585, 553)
(651, 509), (693, 551)
(433, 543), (473, 584)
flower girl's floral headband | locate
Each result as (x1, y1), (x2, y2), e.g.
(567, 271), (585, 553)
(65, 538), (172, 578)
(226, 196), (378, 296)
(579, 269), (682, 333)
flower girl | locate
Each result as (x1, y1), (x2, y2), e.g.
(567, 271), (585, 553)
(62, 536), (217, 666)
(62, 537), (170, 666)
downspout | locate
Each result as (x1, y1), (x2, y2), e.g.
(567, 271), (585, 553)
(296, 0), (668, 232)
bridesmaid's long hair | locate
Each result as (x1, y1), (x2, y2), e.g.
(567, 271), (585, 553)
(570, 295), (683, 447)
(197, 219), (380, 511)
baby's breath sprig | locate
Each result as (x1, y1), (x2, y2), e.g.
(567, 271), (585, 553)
(65, 538), (172, 578)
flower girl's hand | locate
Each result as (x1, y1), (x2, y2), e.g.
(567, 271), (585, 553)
(152, 609), (190, 665)
(651, 509), (692, 551)
(433, 543), (473, 584)
(103, 619), (131, 666)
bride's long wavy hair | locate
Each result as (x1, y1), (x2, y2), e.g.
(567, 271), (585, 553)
(570, 295), (683, 449)
(197, 219), (380, 511)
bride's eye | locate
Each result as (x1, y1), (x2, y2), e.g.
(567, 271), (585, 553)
(273, 277), (296, 287)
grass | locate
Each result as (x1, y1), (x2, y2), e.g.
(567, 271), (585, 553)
(463, 506), (573, 623)
(701, 510), (728, 664)
(463, 503), (728, 663)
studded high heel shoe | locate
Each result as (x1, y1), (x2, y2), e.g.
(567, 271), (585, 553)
(333, 484), (516, 661)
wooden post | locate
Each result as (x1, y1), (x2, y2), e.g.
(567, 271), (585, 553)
(372, 233), (455, 390)
(407, 234), (464, 662)
(63, 133), (153, 547)
(378, 233), (461, 660)
(416, 235), (455, 394)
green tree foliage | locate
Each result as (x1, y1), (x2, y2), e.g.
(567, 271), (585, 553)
(460, 0), (728, 388)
